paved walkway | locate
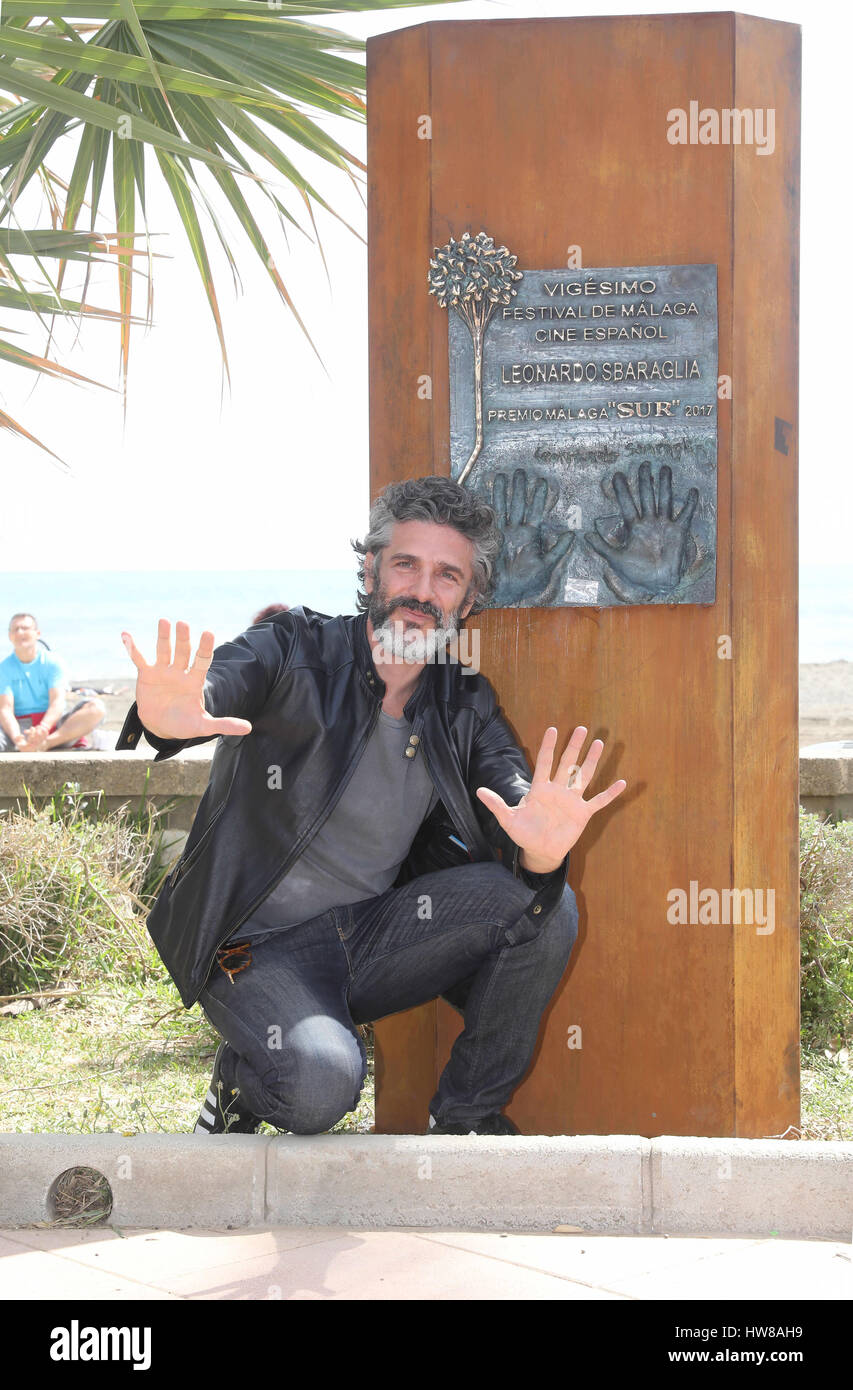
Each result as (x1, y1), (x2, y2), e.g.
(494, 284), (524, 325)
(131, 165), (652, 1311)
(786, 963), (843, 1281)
(0, 1226), (849, 1299)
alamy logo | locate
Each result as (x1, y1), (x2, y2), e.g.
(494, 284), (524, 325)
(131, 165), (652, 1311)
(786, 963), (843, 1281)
(666, 881), (775, 935)
(667, 102), (775, 156)
(50, 1321), (151, 1370)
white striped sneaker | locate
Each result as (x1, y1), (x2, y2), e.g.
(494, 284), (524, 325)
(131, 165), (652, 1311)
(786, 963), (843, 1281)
(193, 1041), (262, 1135)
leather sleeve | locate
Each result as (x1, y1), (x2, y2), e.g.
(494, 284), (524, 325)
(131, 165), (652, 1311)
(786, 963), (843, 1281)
(127, 614), (297, 760)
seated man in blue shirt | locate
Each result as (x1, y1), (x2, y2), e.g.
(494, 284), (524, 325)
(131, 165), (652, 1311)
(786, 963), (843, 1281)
(0, 612), (106, 753)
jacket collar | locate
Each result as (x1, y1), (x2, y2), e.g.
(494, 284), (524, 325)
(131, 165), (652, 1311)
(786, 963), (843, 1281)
(352, 609), (436, 720)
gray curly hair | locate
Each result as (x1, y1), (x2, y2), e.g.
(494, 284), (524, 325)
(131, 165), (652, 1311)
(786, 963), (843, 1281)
(350, 476), (502, 617)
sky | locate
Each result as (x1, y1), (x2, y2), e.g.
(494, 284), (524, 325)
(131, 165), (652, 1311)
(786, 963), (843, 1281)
(0, 0), (845, 573)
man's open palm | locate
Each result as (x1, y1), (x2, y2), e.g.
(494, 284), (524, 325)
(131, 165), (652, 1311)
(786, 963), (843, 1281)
(121, 620), (252, 742)
(476, 725), (626, 862)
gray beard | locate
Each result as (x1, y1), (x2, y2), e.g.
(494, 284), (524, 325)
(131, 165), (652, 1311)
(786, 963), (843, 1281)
(371, 617), (459, 666)
(368, 586), (461, 665)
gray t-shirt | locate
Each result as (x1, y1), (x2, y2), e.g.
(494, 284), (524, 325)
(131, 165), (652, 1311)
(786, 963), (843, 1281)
(231, 708), (439, 943)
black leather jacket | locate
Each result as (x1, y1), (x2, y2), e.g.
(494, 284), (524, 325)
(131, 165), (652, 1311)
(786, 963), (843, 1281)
(116, 606), (570, 1008)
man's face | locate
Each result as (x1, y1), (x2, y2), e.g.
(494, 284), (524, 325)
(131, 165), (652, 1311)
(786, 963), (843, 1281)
(9, 617), (38, 655)
(364, 519), (477, 665)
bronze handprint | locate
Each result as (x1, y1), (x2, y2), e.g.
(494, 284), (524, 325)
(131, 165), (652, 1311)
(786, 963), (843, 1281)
(485, 468), (576, 606)
(584, 462), (700, 603)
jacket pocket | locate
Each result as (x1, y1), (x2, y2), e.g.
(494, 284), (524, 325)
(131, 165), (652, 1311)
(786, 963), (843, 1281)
(168, 801), (226, 890)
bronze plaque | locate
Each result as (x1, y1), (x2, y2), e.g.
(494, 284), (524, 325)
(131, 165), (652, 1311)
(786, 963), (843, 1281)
(435, 237), (718, 607)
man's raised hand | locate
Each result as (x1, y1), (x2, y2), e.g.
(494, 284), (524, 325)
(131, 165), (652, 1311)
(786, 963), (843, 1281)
(121, 619), (252, 742)
(476, 725), (627, 867)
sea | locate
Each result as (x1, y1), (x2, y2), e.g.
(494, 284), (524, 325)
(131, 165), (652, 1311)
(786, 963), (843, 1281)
(0, 570), (358, 678)
(1, 563), (851, 675)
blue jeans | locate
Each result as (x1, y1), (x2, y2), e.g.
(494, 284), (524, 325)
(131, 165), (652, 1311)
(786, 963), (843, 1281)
(197, 861), (579, 1133)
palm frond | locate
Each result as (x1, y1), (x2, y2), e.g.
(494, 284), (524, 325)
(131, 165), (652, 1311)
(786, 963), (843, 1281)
(0, 0), (465, 456)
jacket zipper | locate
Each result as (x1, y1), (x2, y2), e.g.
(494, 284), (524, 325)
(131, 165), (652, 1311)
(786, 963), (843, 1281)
(413, 723), (491, 862)
(416, 736), (467, 852)
(169, 800), (226, 889)
(417, 718), (526, 881)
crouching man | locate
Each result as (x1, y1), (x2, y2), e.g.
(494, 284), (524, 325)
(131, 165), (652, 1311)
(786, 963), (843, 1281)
(117, 476), (626, 1136)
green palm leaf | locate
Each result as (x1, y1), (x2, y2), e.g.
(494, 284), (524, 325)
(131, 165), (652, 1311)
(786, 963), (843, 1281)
(0, 0), (464, 456)
(0, 225), (149, 460)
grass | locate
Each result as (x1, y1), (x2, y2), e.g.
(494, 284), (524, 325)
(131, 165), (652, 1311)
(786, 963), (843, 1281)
(0, 940), (375, 1138)
(799, 1048), (853, 1141)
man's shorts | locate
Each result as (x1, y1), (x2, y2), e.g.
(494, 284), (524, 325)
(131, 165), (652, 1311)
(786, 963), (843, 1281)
(0, 698), (96, 752)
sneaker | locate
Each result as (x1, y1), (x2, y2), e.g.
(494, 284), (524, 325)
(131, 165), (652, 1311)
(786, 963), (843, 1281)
(427, 1111), (520, 1136)
(193, 1041), (263, 1135)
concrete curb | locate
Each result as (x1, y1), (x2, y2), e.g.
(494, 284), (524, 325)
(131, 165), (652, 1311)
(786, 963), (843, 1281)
(265, 1134), (646, 1232)
(650, 1137), (853, 1239)
(0, 1134), (267, 1230)
(1, 1134), (851, 1238)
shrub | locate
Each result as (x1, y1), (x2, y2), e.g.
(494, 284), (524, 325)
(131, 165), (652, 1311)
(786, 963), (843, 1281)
(799, 806), (853, 1049)
(0, 783), (173, 998)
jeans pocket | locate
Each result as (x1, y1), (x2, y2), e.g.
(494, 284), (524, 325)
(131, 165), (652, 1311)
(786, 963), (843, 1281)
(504, 909), (546, 947)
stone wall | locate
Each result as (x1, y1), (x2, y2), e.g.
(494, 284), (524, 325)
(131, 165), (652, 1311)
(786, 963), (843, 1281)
(2, 743), (852, 836)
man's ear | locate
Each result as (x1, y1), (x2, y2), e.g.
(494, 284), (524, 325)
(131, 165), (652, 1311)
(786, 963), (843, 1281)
(460, 589), (477, 621)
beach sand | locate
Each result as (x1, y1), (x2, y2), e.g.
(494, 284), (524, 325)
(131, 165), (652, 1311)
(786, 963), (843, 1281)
(75, 661), (853, 749)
